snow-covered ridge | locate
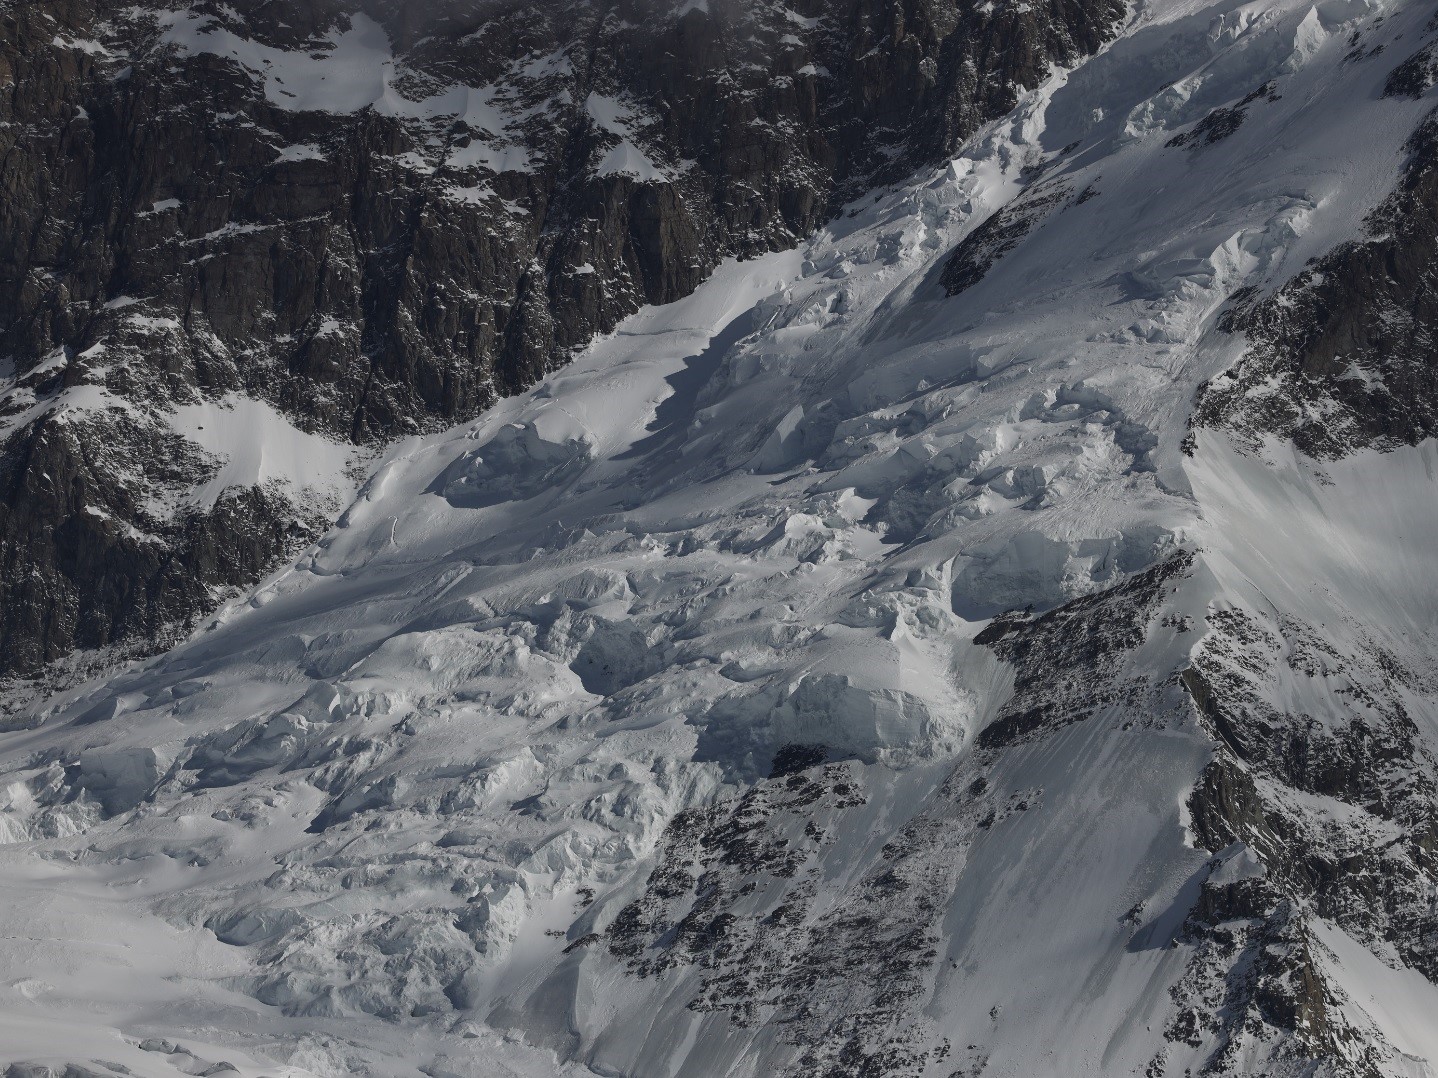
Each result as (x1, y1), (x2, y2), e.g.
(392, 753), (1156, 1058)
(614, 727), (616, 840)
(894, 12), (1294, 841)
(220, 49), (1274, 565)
(1, 0), (1437, 1074)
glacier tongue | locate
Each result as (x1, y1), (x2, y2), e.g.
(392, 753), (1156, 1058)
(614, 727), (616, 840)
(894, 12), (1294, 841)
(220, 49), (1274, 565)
(3, 0), (1438, 1075)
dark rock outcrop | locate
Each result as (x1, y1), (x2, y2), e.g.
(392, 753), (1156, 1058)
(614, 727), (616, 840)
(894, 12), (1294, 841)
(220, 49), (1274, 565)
(1179, 603), (1438, 983)
(1163, 81), (1279, 150)
(1155, 590), (1438, 1074)
(1194, 108), (1438, 457)
(1384, 20), (1438, 99)
(940, 176), (1072, 296)
(972, 551), (1192, 748)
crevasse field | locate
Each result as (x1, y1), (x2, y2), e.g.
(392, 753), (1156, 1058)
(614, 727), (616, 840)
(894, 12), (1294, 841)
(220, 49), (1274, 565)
(3, 0), (1438, 1075)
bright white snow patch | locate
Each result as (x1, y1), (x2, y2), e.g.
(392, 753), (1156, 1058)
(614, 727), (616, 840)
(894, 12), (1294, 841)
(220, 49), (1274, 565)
(585, 92), (669, 181)
(170, 394), (356, 510)
(273, 143), (326, 163)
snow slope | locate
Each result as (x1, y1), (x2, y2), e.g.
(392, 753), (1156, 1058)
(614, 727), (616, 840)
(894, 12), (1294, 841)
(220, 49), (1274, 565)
(2, 0), (1438, 1074)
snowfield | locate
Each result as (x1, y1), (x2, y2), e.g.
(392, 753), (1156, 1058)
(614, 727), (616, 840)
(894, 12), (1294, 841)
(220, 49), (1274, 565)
(3, 0), (1438, 1074)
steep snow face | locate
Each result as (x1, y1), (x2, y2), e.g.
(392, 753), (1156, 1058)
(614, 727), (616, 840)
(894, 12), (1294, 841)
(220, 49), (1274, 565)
(2, 0), (1438, 1075)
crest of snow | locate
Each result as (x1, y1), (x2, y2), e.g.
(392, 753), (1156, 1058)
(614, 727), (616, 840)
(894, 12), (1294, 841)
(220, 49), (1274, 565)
(593, 141), (668, 181)
(584, 92), (635, 131)
(29, 346), (70, 378)
(390, 150), (435, 174)
(125, 312), (181, 333)
(782, 6), (822, 28)
(445, 138), (532, 174)
(187, 221), (271, 245)
(1207, 841), (1267, 885)
(138, 198), (180, 217)
(517, 49), (574, 79)
(157, 11), (394, 113)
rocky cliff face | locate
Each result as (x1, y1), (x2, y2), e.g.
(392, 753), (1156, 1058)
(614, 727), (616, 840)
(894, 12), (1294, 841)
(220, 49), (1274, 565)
(0, 0), (1123, 685)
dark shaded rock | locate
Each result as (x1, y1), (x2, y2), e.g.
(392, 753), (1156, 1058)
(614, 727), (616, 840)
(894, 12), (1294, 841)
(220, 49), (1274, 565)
(1384, 40), (1438, 99)
(1165, 82), (1277, 149)
(974, 551), (1192, 749)
(0, 408), (324, 678)
(603, 755), (1000, 1075)
(940, 179), (1070, 296)
(768, 742), (829, 778)
(1194, 108), (1438, 457)
(1176, 600), (1438, 998)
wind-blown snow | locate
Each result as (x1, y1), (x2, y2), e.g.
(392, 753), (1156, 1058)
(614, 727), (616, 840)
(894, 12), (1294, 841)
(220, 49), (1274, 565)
(2, 0), (1436, 1074)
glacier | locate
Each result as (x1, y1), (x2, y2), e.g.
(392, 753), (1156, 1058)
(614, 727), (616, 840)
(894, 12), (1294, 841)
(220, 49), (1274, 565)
(2, 0), (1438, 1075)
